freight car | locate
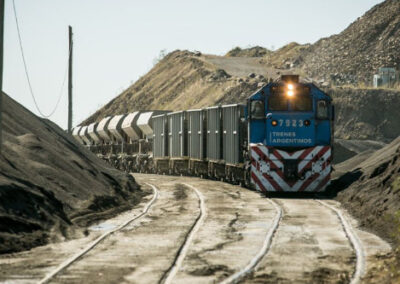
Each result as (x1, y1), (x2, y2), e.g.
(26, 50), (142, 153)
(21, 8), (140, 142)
(73, 75), (334, 193)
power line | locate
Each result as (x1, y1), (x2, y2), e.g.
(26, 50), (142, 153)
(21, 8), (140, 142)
(12, 0), (69, 118)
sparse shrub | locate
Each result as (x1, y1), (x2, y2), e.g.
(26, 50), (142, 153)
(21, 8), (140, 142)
(152, 49), (167, 66)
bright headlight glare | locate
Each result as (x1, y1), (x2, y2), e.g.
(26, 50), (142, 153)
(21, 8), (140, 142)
(288, 84), (294, 90)
(287, 90), (294, 97)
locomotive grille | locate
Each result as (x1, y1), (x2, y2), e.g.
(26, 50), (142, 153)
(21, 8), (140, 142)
(284, 159), (299, 180)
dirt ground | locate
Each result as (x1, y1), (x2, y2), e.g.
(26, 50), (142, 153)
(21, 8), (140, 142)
(0, 175), (391, 283)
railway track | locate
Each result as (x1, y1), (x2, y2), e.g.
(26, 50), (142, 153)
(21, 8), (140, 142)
(0, 175), (390, 284)
(220, 198), (282, 284)
(317, 200), (366, 284)
(160, 183), (207, 284)
(37, 183), (159, 284)
(157, 182), (284, 284)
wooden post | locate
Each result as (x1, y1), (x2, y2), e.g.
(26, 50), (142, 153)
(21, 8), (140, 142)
(0, 0), (4, 152)
(68, 26), (73, 133)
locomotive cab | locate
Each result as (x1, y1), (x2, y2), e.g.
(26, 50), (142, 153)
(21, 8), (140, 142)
(247, 75), (334, 193)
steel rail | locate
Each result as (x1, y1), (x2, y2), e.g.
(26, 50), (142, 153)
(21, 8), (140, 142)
(38, 183), (159, 284)
(316, 200), (365, 284)
(220, 198), (282, 284)
(161, 183), (207, 284)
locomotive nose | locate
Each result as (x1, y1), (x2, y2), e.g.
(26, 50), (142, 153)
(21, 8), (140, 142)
(266, 114), (316, 147)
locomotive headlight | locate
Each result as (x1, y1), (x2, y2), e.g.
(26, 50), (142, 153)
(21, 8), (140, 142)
(304, 120), (311, 126)
(272, 120), (278, 126)
(287, 83), (294, 97)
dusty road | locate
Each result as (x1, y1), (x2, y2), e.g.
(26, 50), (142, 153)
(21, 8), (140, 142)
(0, 174), (391, 283)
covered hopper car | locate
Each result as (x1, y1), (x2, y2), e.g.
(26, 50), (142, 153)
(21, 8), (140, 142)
(74, 75), (334, 193)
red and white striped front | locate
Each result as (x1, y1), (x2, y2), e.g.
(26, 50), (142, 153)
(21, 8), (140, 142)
(250, 144), (332, 193)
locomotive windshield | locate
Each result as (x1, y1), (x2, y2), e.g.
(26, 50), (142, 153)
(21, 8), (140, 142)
(268, 95), (289, 111)
(268, 84), (312, 111)
(291, 95), (312, 111)
(317, 100), (329, 119)
(250, 100), (265, 119)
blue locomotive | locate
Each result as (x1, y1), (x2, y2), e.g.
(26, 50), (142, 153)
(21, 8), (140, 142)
(248, 75), (334, 192)
(74, 75), (334, 193)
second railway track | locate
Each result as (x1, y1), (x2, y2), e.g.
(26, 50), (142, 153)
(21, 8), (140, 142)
(38, 183), (159, 284)
(317, 200), (366, 284)
(220, 198), (282, 284)
(160, 183), (207, 284)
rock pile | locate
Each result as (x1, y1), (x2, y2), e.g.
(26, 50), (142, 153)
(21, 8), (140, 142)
(300, 0), (400, 85)
(226, 46), (271, 57)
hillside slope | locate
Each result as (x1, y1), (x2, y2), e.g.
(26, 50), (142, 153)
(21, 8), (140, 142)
(333, 137), (400, 282)
(82, 50), (266, 125)
(302, 0), (400, 84)
(0, 94), (142, 253)
(224, 0), (400, 85)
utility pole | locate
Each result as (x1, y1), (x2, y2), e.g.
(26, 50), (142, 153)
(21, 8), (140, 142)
(68, 25), (73, 133)
(0, 0), (4, 153)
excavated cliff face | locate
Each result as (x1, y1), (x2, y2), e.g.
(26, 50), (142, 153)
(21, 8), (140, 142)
(328, 87), (400, 142)
(0, 94), (143, 254)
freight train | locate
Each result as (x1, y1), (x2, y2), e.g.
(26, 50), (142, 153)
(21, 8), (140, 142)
(73, 75), (334, 193)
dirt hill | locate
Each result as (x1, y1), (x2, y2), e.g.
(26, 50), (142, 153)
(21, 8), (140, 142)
(224, 0), (400, 85)
(301, 0), (400, 85)
(82, 50), (267, 125)
(0, 94), (142, 254)
(332, 137), (400, 282)
(334, 137), (400, 241)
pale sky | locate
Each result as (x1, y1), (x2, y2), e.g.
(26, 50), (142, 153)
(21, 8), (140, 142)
(4, 0), (384, 129)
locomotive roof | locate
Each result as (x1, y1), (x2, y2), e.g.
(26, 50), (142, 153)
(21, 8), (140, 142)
(248, 82), (332, 101)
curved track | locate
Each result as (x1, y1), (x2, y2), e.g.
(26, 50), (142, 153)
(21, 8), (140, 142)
(220, 198), (282, 284)
(160, 183), (207, 284)
(317, 200), (366, 284)
(38, 183), (159, 284)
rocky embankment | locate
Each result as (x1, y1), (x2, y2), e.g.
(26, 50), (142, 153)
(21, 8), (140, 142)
(329, 87), (400, 142)
(0, 94), (143, 254)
